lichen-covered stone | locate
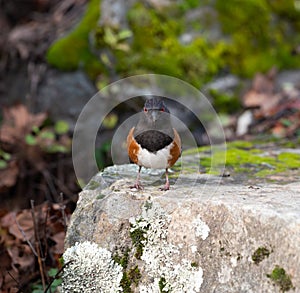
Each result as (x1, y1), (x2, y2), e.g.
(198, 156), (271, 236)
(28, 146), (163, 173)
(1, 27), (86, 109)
(62, 241), (123, 292)
(65, 163), (300, 292)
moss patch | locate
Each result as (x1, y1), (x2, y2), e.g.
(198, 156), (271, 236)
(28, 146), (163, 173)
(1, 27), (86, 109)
(130, 221), (148, 259)
(109, 2), (229, 88)
(183, 140), (300, 179)
(216, 0), (300, 76)
(159, 277), (170, 293)
(252, 247), (272, 265)
(96, 193), (105, 200)
(46, 0), (104, 79)
(128, 265), (141, 286)
(113, 249), (141, 292)
(267, 266), (294, 292)
(86, 180), (100, 190)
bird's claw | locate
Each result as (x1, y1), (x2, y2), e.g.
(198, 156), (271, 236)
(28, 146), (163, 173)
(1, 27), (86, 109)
(159, 184), (170, 191)
(130, 183), (144, 190)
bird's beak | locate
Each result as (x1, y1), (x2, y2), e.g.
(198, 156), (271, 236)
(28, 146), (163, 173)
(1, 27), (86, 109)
(149, 110), (158, 123)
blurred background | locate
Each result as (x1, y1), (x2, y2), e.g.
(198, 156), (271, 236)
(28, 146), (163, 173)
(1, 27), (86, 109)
(0, 0), (300, 291)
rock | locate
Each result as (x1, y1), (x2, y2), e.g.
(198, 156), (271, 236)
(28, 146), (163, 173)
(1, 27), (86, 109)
(64, 162), (300, 293)
(202, 74), (242, 96)
(37, 69), (97, 129)
(0, 66), (97, 130)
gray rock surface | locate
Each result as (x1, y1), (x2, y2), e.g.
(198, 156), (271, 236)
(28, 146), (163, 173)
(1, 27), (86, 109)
(64, 163), (300, 292)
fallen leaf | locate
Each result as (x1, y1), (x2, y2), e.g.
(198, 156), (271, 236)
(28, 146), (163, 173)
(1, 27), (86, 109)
(51, 231), (65, 254)
(0, 161), (19, 190)
(1, 211), (17, 228)
(0, 104), (47, 145)
(7, 244), (35, 272)
(9, 210), (34, 241)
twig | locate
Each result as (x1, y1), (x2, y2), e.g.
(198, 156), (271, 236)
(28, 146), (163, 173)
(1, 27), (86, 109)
(15, 215), (37, 257)
(59, 193), (68, 232)
(6, 271), (20, 288)
(31, 200), (47, 291)
(43, 260), (74, 293)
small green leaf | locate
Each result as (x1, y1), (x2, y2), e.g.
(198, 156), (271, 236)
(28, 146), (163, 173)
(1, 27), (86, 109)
(0, 160), (8, 169)
(40, 130), (55, 140)
(48, 268), (58, 277)
(280, 119), (292, 127)
(102, 114), (118, 129)
(118, 29), (133, 40)
(2, 152), (11, 161)
(32, 125), (40, 134)
(100, 53), (112, 67)
(104, 27), (117, 46)
(55, 120), (69, 135)
(51, 278), (62, 287)
(25, 134), (37, 145)
(115, 43), (130, 52)
(46, 144), (69, 153)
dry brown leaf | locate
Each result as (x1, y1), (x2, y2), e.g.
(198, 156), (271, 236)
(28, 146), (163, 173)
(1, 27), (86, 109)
(0, 161), (19, 190)
(7, 244), (35, 272)
(51, 231), (65, 254)
(243, 69), (277, 110)
(0, 104), (47, 144)
(9, 210), (34, 241)
(1, 211), (17, 228)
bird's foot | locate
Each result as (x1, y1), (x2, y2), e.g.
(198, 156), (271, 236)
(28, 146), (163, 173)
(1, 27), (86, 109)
(159, 183), (170, 191)
(130, 182), (144, 190)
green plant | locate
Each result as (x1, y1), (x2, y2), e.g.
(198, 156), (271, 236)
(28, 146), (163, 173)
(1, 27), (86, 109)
(25, 120), (71, 153)
(267, 266), (294, 292)
(46, 0), (103, 79)
(0, 149), (11, 169)
(31, 267), (63, 292)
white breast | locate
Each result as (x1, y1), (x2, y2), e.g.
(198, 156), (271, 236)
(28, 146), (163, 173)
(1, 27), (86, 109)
(137, 143), (173, 169)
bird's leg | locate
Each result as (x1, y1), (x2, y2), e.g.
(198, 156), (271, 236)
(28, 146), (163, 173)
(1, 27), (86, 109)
(160, 168), (170, 191)
(130, 166), (143, 190)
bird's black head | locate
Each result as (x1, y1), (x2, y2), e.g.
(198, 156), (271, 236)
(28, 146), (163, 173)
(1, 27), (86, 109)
(144, 98), (170, 114)
(143, 97), (170, 123)
(134, 97), (173, 136)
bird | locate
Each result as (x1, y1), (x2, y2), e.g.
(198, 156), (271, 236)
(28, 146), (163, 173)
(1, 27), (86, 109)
(127, 97), (181, 190)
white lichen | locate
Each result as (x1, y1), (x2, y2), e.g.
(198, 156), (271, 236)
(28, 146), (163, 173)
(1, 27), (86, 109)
(61, 241), (123, 293)
(192, 217), (210, 240)
(130, 201), (204, 293)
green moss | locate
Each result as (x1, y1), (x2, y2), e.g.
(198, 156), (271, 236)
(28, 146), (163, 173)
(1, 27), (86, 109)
(86, 180), (100, 190)
(46, 0), (104, 79)
(130, 222), (148, 259)
(267, 266), (294, 292)
(226, 140), (253, 149)
(113, 249), (132, 292)
(216, 0), (300, 76)
(128, 265), (141, 286)
(120, 271), (132, 293)
(252, 247), (272, 265)
(185, 140), (300, 179)
(96, 194), (105, 200)
(209, 89), (241, 114)
(159, 277), (170, 293)
(144, 200), (153, 211)
(110, 2), (229, 88)
(113, 249), (141, 292)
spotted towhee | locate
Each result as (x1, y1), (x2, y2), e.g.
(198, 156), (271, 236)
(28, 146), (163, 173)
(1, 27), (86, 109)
(127, 97), (181, 190)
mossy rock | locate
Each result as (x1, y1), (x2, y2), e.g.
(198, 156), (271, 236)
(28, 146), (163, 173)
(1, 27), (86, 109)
(46, 0), (104, 79)
(47, 0), (300, 96)
(215, 0), (300, 76)
(267, 266), (294, 292)
(179, 139), (300, 180)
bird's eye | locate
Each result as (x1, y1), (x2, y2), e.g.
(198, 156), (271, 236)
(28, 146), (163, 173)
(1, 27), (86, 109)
(144, 107), (148, 112)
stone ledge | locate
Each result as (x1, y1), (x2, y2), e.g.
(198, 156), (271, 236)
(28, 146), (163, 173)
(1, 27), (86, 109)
(64, 165), (300, 292)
